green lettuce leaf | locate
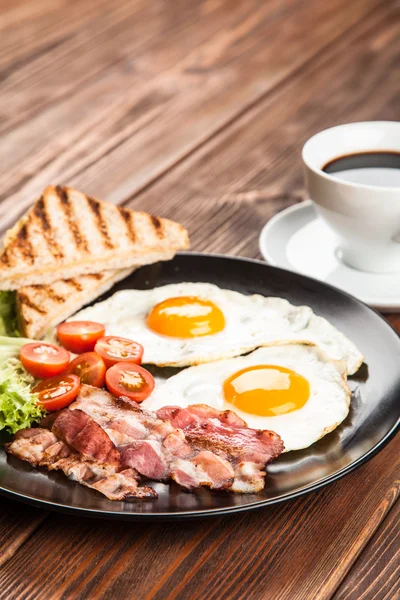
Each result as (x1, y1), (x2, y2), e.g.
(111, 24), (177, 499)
(0, 337), (45, 433)
(0, 291), (19, 337)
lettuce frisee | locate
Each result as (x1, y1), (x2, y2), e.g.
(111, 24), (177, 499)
(0, 291), (19, 337)
(0, 337), (45, 434)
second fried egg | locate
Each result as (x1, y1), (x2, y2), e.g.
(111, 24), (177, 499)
(143, 344), (351, 452)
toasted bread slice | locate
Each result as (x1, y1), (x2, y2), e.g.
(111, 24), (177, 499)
(17, 268), (136, 339)
(0, 185), (189, 290)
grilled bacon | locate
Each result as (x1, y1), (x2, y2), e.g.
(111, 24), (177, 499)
(157, 405), (284, 492)
(5, 428), (156, 501)
(52, 408), (120, 466)
(5, 385), (284, 500)
(70, 385), (284, 493)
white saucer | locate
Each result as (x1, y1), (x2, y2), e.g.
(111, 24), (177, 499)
(259, 200), (400, 312)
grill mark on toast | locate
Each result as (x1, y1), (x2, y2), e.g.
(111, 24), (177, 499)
(55, 186), (89, 253)
(17, 223), (29, 242)
(65, 279), (83, 292)
(150, 215), (164, 238)
(0, 247), (10, 265)
(34, 197), (64, 260)
(1, 223), (35, 266)
(21, 284), (65, 304)
(42, 287), (65, 303)
(84, 273), (104, 280)
(18, 292), (46, 315)
(118, 207), (136, 243)
(87, 197), (114, 249)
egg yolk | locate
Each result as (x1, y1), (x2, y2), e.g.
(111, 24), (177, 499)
(223, 365), (310, 416)
(146, 296), (225, 338)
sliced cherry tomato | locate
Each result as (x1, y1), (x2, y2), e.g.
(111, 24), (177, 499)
(66, 352), (106, 387)
(20, 343), (70, 379)
(33, 374), (80, 411)
(105, 362), (155, 403)
(56, 321), (105, 354)
(94, 336), (143, 368)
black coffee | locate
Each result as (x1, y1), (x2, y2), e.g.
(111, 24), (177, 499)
(322, 151), (400, 187)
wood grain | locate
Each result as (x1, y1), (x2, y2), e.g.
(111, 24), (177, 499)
(0, 0), (387, 233)
(333, 501), (400, 600)
(387, 315), (400, 335)
(0, 0), (134, 74)
(131, 3), (399, 259)
(0, 497), (47, 568)
(0, 436), (398, 600)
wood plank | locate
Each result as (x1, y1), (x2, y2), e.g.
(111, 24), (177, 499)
(0, 0), (294, 135)
(2, 0), (381, 134)
(0, 0), (204, 131)
(0, 0), (276, 139)
(333, 501), (400, 600)
(0, 0), (66, 27)
(129, 4), (399, 260)
(0, 433), (397, 600)
(0, 0), (386, 234)
(0, 497), (47, 568)
(387, 315), (400, 335)
(0, 0), (125, 70)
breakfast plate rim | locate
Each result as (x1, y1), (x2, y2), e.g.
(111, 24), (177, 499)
(0, 251), (399, 520)
(0, 416), (398, 521)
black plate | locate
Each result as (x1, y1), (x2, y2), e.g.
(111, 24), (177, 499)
(1, 253), (399, 520)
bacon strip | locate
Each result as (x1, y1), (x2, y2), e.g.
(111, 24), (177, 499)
(157, 405), (283, 493)
(52, 408), (120, 466)
(5, 428), (157, 501)
(70, 385), (284, 493)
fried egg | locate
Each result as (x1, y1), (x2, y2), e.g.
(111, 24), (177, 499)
(70, 283), (363, 374)
(143, 344), (351, 452)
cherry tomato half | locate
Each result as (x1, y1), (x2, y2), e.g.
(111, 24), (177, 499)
(56, 321), (105, 354)
(20, 343), (70, 379)
(66, 352), (106, 387)
(105, 362), (155, 403)
(94, 336), (143, 368)
(33, 374), (81, 411)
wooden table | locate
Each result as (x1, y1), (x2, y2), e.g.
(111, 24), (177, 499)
(0, 1), (399, 598)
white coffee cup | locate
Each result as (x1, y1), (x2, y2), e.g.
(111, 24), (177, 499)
(302, 121), (400, 273)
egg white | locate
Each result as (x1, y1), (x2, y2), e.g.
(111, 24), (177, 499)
(70, 283), (363, 374)
(143, 344), (351, 452)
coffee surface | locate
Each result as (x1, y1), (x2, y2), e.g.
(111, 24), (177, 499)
(323, 151), (400, 187)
